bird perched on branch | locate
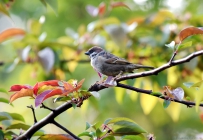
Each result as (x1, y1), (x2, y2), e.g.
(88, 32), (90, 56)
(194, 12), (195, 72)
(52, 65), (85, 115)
(85, 46), (154, 78)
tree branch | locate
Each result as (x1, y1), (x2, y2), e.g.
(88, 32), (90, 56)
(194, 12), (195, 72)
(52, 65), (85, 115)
(27, 105), (37, 124)
(116, 50), (203, 82)
(52, 120), (81, 140)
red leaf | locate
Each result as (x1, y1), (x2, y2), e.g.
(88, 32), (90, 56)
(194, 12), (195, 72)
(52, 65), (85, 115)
(179, 27), (203, 42)
(9, 85), (32, 92)
(110, 2), (130, 10)
(35, 88), (63, 107)
(98, 2), (106, 16)
(33, 83), (39, 96)
(0, 28), (25, 42)
(10, 89), (34, 103)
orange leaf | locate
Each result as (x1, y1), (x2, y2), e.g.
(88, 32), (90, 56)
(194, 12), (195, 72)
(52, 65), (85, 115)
(63, 82), (74, 91)
(74, 79), (85, 91)
(10, 89), (34, 103)
(38, 80), (59, 87)
(110, 2), (130, 10)
(38, 134), (74, 140)
(0, 28), (25, 42)
(98, 2), (106, 16)
(179, 27), (203, 42)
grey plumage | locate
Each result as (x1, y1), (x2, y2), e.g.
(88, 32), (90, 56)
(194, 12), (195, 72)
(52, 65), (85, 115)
(85, 46), (154, 77)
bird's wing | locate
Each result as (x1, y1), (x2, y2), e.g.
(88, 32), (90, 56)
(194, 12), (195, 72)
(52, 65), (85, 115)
(104, 52), (131, 65)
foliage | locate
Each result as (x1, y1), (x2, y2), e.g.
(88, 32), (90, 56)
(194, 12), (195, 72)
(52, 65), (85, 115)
(0, 0), (203, 139)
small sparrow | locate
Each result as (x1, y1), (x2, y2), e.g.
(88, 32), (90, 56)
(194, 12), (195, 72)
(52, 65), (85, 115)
(85, 46), (154, 78)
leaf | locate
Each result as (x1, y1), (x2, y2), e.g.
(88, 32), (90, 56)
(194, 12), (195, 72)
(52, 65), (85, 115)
(191, 80), (203, 88)
(121, 134), (145, 140)
(163, 100), (171, 109)
(10, 89), (34, 103)
(179, 27), (203, 42)
(38, 134), (74, 140)
(9, 85), (32, 92)
(98, 2), (106, 16)
(0, 28), (25, 42)
(0, 116), (10, 121)
(110, 2), (130, 10)
(0, 88), (8, 94)
(86, 122), (91, 130)
(90, 91), (100, 99)
(102, 136), (115, 140)
(78, 131), (92, 138)
(0, 98), (9, 104)
(92, 121), (102, 130)
(86, 5), (98, 17)
(0, 129), (4, 140)
(35, 88), (63, 107)
(45, 0), (58, 15)
(6, 123), (30, 130)
(9, 113), (25, 122)
(165, 41), (175, 50)
(140, 94), (157, 115)
(115, 86), (125, 104)
(0, 3), (10, 16)
(38, 47), (55, 73)
(75, 79), (85, 91)
(183, 82), (194, 88)
(177, 41), (193, 50)
(172, 87), (184, 101)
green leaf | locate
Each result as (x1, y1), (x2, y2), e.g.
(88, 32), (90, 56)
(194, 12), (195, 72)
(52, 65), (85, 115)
(4, 131), (17, 139)
(191, 81), (203, 88)
(0, 129), (4, 140)
(0, 116), (10, 121)
(72, 103), (77, 109)
(96, 128), (103, 137)
(103, 136), (116, 140)
(53, 96), (71, 102)
(6, 123), (30, 130)
(183, 82), (194, 88)
(9, 113), (25, 122)
(0, 3), (10, 17)
(78, 131), (92, 138)
(0, 98), (9, 104)
(104, 118), (112, 125)
(163, 100), (170, 109)
(34, 130), (44, 136)
(90, 91), (100, 99)
(178, 41), (192, 50)
(107, 117), (147, 136)
(45, 0), (58, 15)
(0, 88), (8, 94)
(92, 121), (102, 130)
(121, 134), (145, 140)
(86, 122), (91, 130)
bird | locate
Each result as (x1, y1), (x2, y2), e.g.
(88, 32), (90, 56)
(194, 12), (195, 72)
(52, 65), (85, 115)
(85, 46), (154, 78)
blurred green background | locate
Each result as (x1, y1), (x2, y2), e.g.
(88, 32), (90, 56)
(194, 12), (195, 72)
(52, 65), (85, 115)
(1, 0), (203, 139)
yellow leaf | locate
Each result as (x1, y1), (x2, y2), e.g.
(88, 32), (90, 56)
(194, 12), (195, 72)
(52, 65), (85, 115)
(129, 90), (138, 101)
(140, 94), (157, 115)
(10, 89), (33, 103)
(167, 67), (178, 85)
(166, 102), (181, 122)
(115, 86), (125, 104)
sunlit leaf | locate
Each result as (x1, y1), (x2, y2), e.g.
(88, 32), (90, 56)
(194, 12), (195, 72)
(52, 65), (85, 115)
(179, 27), (203, 42)
(86, 5), (98, 17)
(140, 94), (157, 115)
(115, 86), (125, 104)
(9, 113), (25, 122)
(0, 116), (10, 121)
(165, 41), (175, 50)
(38, 47), (55, 73)
(110, 2), (130, 10)
(166, 102), (181, 121)
(183, 82), (194, 88)
(163, 100), (170, 109)
(35, 88), (63, 107)
(86, 122), (91, 130)
(0, 28), (25, 42)
(0, 98), (9, 104)
(102, 136), (115, 140)
(0, 88), (8, 94)
(172, 87), (184, 101)
(78, 131), (92, 138)
(177, 41), (192, 50)
(45, 0), (58, 15)
(6, 123), (30, 130)
(10, 89), (34, 103)
(191, 80), (203, 88)
(38, 134), (74, 140)
(92, 121), (102, 130)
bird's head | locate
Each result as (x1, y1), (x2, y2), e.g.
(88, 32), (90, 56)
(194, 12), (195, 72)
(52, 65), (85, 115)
(85, 46), (104, 59)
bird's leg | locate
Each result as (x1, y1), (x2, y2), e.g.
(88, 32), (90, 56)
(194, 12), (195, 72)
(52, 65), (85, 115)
(115, 71), (123, 79)
(103, 76), (117, 87)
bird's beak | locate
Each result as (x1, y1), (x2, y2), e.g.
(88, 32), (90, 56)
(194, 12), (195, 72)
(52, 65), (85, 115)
(85, 51), (90, 55)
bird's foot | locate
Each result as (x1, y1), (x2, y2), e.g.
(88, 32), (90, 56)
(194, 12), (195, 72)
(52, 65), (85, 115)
(102, 76), (117, 87)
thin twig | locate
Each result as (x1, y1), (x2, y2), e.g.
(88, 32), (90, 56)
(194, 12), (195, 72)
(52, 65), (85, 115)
(169, 51), (177, 64)
(117, 83), (203, 107)
(40, 103), (55, 112)
(52, 120), (82, 140)
(27, 105), (37, 124)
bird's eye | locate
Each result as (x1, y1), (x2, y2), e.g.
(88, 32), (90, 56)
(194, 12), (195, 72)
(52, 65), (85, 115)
(90, 52), (97, 58)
